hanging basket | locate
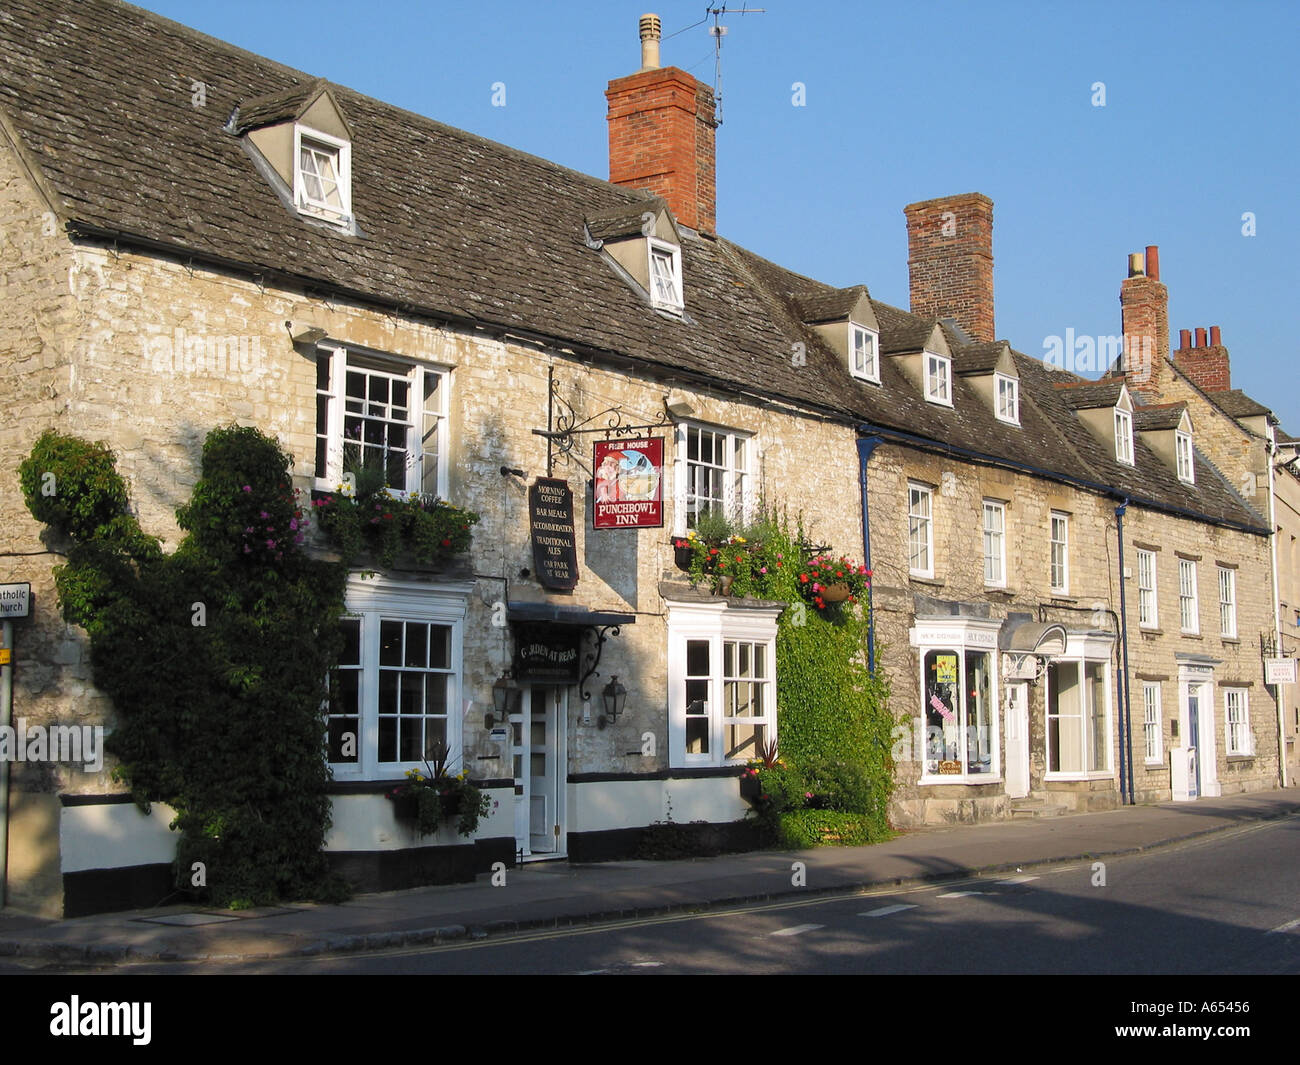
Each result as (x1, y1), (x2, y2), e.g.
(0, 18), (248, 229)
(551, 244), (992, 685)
(673, 544), (695, 572)
(821, 582), (851, 603)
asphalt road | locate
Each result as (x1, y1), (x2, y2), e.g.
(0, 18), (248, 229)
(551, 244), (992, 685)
(30, 813), (1294, 977)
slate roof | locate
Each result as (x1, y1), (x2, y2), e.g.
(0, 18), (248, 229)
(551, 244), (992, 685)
(0, 0), (1268, 535)
(949, 340), (1007, 376)
(585, 201), (667, 243)
(1210, 390), (1272, 419)
(229, 80), (335, 135)
(790, 286), (869, 325)
(1054, 379), (1126, 410)
(1133, 403), (1188, 432)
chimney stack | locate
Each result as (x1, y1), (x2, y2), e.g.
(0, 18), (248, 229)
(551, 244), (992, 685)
(606, 13), (718, 233)
(1174, 324), (1231, 393)
(903, 193), (995, 343)
(1119, 245), (1169, 402)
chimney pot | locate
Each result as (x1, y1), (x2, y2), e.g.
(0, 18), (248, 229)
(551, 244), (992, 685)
(1144, 245), (1160, 282)
(1210, 325), (1221, 347)
(1195, 327), (1207, 347)
(639, 13), (661, 70)
(1128, 252), (1145, 277)
(1179, 328), (1192, 350)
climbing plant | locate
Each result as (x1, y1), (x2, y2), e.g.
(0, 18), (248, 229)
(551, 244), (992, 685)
(20, 426), (349, 907)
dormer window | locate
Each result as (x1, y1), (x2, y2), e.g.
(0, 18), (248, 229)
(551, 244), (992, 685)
(925, 353), (952, 405)
(995, 372), (1019, 424)
(648, 239), (683, 311)
(1175, 430), (1195, 483)
(1115, 408), (1134, 465)
(850, 323), (879, 382)
(295, 126), (351, 224)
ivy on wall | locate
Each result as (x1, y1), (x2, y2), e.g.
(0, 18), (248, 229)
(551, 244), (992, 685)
(20, 427), (349, 907)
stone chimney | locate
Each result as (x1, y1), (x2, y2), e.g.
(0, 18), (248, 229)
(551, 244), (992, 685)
(606, 13), (718, 234)
(903, 193), (995, 343)
(1119, 245), (1169, 403)
(1175, 323), (1231, 393)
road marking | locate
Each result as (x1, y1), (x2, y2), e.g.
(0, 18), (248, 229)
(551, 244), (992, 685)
(771, 923), (823, 936)
(1266, 917), (1300, 935)
(997, 875), (1040, 885)
(936, 891), (987, 898)
(632, 961), (663, 967)
(860, 904), (918, 917)
(576, 968), (610, 975)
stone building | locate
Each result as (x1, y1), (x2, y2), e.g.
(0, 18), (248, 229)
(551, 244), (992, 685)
(0, 0), (1284, 915)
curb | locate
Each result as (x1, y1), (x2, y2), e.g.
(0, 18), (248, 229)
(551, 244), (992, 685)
(2, 804), (1295, 965)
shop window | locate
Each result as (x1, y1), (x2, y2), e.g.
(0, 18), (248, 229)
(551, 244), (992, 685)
(1046, 658), (1111, 776)
(922, 647), (996, 779)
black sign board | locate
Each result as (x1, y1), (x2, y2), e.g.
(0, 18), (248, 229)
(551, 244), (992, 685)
(529, 477), (579, 590)
(513, 623), (582, 684)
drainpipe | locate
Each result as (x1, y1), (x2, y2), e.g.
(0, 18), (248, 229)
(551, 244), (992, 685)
(856, 435), (884, 674)
(1266, 434), (1288, 787)
(0, 618), (12, 907)
(1115, 500), (1136, 804)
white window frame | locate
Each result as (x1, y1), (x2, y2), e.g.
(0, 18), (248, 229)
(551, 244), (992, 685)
(674, 421), (751, 534)
(1137, 548), (1158, 629)
(666, 600), (781, 768)
(911, 620), (1002, 784)
(1218, 565), (1237, 638)
(982, 500), (1006, 587)
(1050, 512), (1069, 594)
(328, 576), (470, 782)
(995, 372), (1020, 425)
(294, 124), (352, 225)
(924, 352), (952, 406)
(647, 238), (684, 311)
(1114, 408), (1134, 465)
(849, 323), (880, 383)
(908, 483), (934, 578)
(1175, 430), (1195, 484)
(1142, 682), (1163, 764)
(1179, 558), (1200, 634)
(314, 345), (450, 500)
(1044, 635), (1114, 780)
(1224, 688), (1251, 756)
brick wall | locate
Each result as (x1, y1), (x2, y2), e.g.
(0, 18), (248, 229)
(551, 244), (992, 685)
(903, 193), (995, 342)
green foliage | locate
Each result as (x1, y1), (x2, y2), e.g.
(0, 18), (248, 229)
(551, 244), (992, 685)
(386, 764), (494, 837)
(314, 487), (478, 569)
(776, 810), (883, 848)
(21, 425), (350, 907)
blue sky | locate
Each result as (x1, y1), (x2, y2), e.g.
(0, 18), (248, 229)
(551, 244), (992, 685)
(131, 0), (1299, 432)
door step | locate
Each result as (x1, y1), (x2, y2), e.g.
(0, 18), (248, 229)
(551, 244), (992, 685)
(1009, 798), (1069, 818)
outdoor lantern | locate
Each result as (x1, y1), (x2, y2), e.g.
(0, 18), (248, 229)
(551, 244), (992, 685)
(488, 673), (518, 729)
(598, 675), (627, 729)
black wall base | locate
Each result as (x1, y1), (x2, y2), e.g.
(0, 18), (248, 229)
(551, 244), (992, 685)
(326, 836), (516, 894)
(570, 819), (764, 862)
(63, 863), (177, 918)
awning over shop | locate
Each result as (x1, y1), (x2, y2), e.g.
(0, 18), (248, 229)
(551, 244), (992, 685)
(998, 620), (1067, 656)
(506, 602), (636, 627)
(506, 602), (635, 694)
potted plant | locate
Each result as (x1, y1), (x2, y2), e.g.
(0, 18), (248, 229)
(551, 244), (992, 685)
(385, 744), (494, 837)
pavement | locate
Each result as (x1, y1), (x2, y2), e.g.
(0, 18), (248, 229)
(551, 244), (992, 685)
(2, 787), (1297, 966)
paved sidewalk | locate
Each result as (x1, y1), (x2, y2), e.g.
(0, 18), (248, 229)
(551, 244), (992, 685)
(2, 788), (1297, 965)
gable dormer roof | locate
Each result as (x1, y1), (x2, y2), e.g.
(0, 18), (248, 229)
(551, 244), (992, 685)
(585, 197), (680, 245)
(1054, 378), (1126, 410)
(1134, 402), (1190, 432)
(228, 79), (353, 139)
(951, 339), (1013, 376)
(879, 319), (949, 357)
(791, 285), (872, 326)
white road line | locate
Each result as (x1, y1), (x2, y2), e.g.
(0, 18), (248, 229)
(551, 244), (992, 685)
(1266, 917), (1300, 935)
(997, 875), (1040, 885)
(631, 961), (663, 967)
(576, 969), (610, 975)
(860, 904), (918, 917)
(770, 923), (824, 936)
(936, 891), (987, 898)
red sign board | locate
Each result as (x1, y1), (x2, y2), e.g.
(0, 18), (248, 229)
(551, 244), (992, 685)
(593, 438), (664, 529)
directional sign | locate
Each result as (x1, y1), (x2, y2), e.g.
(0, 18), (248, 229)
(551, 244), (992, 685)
(0, 583), (30, 619)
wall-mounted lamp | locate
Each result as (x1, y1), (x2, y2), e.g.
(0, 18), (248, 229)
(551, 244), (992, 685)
(486, 672), (521, 729)
(597, 675), (628, 730)
(286, 321), (329, 345)
(664, 392), (695, 419)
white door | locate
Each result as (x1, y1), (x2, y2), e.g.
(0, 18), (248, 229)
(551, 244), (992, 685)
(1005, 682), (1030, 798)
(511, 686), (567, 859)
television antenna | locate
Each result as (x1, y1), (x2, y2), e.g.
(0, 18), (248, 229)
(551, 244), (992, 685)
(708, 4), (765, 125)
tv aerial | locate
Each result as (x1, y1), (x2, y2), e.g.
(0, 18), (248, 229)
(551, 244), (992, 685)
(667, 4), (766, 126)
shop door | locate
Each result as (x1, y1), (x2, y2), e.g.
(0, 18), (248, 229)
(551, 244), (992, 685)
(1185, 683), (1201, 799)
(512, 686), (567, 859)
(1005, 682), (1030, 798)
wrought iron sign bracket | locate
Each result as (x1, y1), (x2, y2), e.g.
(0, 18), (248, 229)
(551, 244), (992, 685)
(578, 623), (622, 701)
(532, 368), (670, 477)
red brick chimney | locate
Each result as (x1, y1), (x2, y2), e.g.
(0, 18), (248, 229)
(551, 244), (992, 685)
(606, 14), (717, 234)
(903, 193), (995, 342)
(1119, 245), (1169, 402)
(1174, 323), (1231, 393)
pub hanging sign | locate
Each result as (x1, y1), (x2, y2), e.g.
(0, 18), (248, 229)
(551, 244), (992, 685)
(593, 437), (664, 529)
(529, 477), (579, 590)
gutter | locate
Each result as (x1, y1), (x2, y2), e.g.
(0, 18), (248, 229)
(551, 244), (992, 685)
(1114, 499), (1136, 804)
(1266, 435), (1289, 787)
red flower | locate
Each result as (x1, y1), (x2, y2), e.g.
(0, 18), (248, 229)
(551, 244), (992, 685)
(800, 573), (809, 583)
(441, 538), (451, 547)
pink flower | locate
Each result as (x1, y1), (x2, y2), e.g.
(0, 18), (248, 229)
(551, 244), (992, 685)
(242, 485), (252, 493)
(289, 519), (298, 531)
(259, 511), (269, 519)
(760, 567), (767, 574)
(805, 792), (813, 799)
(266, 539), (275, 549)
